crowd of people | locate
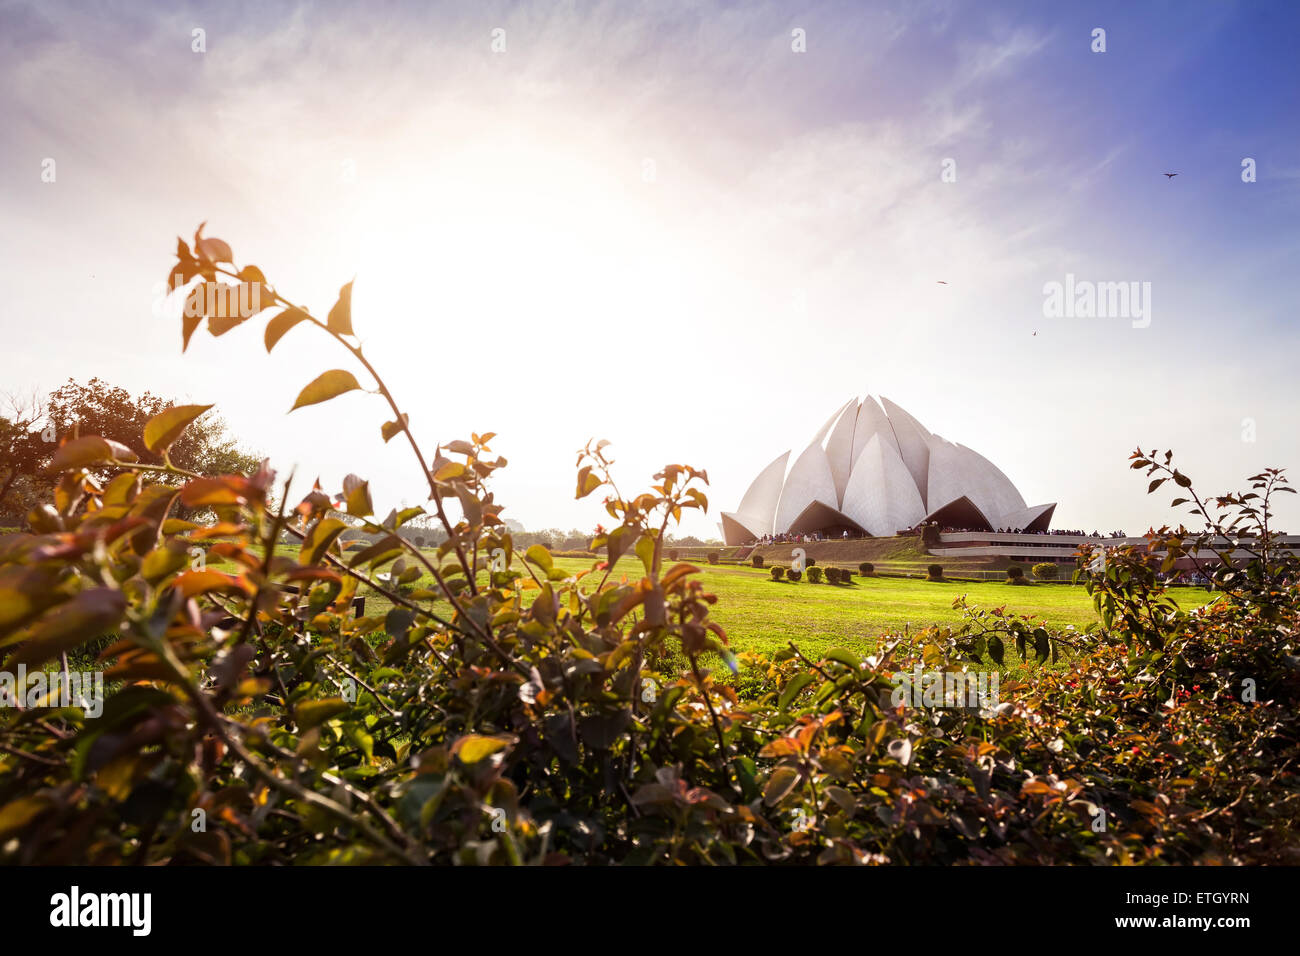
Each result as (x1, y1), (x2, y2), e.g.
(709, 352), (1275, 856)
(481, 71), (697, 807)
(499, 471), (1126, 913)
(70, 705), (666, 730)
(924, 524), (1128, 538)
(754, 530), (848, 545)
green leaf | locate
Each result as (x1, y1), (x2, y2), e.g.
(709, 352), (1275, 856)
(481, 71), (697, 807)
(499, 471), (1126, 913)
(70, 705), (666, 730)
(762, 766), (800, 806)
(290, 370), (361, 411)
(0, 797), (50, 840)
(393, 506), (425, 527)
(327, 281), (354, 336)
(987, 634), (1005, 665)
(825, 647), (861, 670)
(576, 465), (601, 499)
(49, 436), (137, 472)
(6, 588), (127, 670)
(635, 534), (655, 575)
(295, 698), (350, 731)
(385, 607), (415, 637)
(380, 415), (408, 443)
(264, 307), (310, 352)
(299, 517), (348, 565)
(525, 545), (553, 573)
(345, 722), (375, 761)
(1032, 627), (1050, 663)
(143, 404), (213, 453)
(452, 733), (513, 765)
(454, 484), (481, 527)
(347, 534), (404, 569)
(778, 673), (815, 711)
(606, 525), (633, 565)
(345, 481), (373, 518)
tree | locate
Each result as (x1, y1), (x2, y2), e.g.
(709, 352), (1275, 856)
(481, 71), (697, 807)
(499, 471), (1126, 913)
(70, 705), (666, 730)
(0, 390), (49, 520)
(1, 378), (261, 518)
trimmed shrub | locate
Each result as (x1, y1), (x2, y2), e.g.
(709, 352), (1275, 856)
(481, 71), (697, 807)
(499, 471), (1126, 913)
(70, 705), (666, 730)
(806, 557), (816, 568)
(824, 567), (839, 584)
(752, 554), (764, 568)
(770, 565), (784, 581)
(1033, 562), (1059, 581)
(927, 563), (944, 581)
(1007, 565), (1025, 583)
(807, 566), (824, 584)
(859, 562), (874, 575)
(707, 551), (720, 565)
(668, 549), (679, 562)
(786, 568), (802, 582)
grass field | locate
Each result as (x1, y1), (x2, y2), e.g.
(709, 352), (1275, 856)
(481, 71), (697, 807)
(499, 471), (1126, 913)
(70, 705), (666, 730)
(546, 557), (1219, 658)
(201, 544), (1220, 674)
(320, 552), (1218, 663)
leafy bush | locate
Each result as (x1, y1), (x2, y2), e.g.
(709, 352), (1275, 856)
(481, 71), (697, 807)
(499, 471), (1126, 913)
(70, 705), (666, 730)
(668, 549), (678, 562)
(805, 557), (816, 568)
(786, 568), (802, 582)
(1033, 562), (1059, 580)
(1006, 565), (1025, 582)
(859, 562), (874, 575)
(824, 567), (839, 584)
(927, 563), (944, 581)
(707, 551), (720, 565)
(751, 554), (763, 568)
(770, 566), (784, 581)
(1, 227), (1296, 867)
(807, 566), (824, 584)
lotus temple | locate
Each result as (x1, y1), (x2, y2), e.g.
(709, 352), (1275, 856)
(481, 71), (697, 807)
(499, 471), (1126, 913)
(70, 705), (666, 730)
(721, 396), (1056, 546)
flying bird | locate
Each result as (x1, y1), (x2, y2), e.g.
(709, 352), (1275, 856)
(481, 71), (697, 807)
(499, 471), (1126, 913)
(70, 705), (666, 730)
(936, 280), (948, 284)
(1163, 172), (1179, 179)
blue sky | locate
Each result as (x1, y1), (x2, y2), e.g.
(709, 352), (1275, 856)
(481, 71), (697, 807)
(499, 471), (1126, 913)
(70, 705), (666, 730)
(1, 0), (1297, 537)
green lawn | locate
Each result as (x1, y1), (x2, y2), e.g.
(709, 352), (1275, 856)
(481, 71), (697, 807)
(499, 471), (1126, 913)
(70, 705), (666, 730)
(547, 558), (1218, 660)
(209, 546), (1219, 665)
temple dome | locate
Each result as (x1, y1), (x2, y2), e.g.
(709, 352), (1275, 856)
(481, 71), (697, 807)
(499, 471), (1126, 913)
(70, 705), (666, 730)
(721, 396), (1055, 544)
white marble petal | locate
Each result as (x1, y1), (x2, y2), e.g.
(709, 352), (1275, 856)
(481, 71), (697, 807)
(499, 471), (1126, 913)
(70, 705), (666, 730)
(927, 434), (1027, 529)
(774, 443), (839, 533)
(720, 512), (762, 545)
(811, 398), (854, 447)
(880, 397), (932, 507)
(851, 396), (900, 475)
(726, 450), (789, 541)
(955, 442), (1027, 523)
(823, 399), (860, 508)
(840, 433), (926, 535)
